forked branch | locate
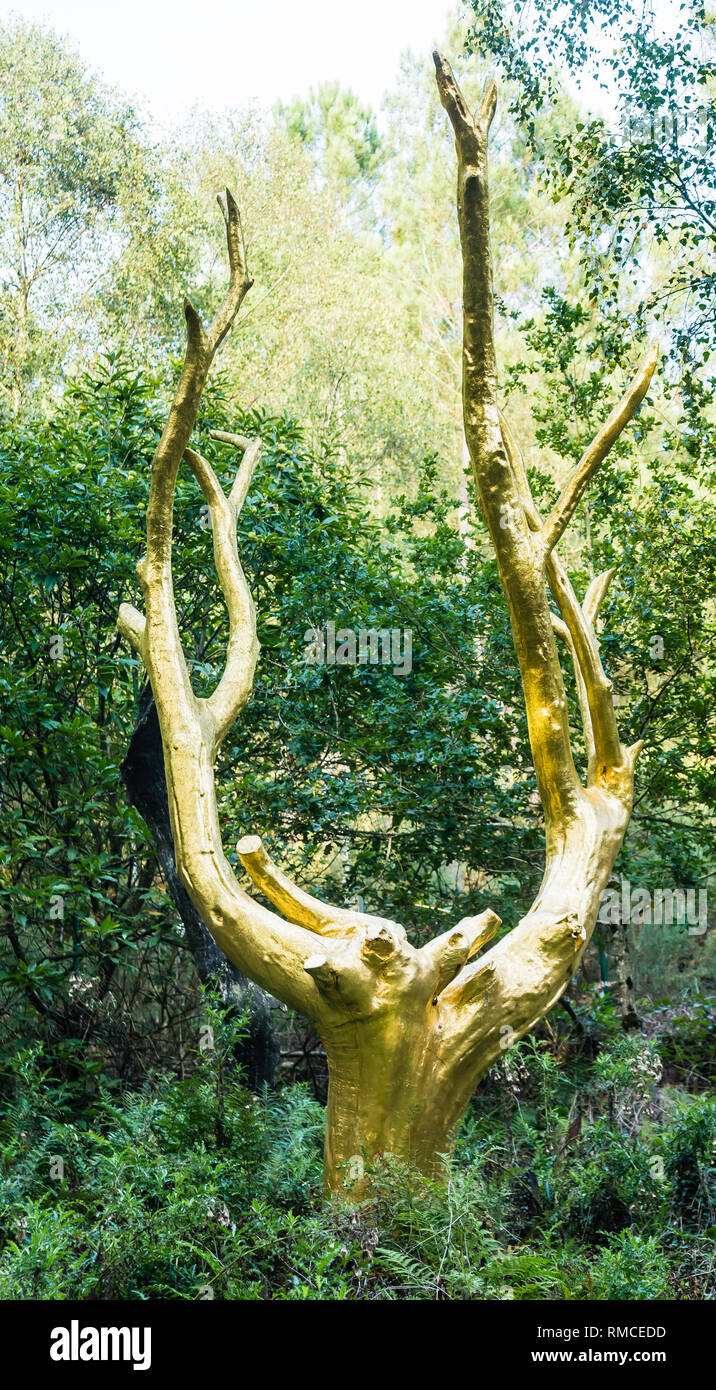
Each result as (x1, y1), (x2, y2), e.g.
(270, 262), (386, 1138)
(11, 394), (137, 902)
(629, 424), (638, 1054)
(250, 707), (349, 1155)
(499, 410), (639, 783)
(435, 50), (578, 831)
(183, 438), (261, 749)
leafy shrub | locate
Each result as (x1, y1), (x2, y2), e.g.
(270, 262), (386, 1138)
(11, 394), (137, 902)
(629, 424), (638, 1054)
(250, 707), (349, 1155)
(662, 1095), (716, 1229)
(589, 1232), (670, 1301)
(554, 1119), (661, 1244)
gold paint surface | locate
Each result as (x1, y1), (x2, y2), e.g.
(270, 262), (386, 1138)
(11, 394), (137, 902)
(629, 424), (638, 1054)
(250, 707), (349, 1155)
(118, 65), (657, 1197)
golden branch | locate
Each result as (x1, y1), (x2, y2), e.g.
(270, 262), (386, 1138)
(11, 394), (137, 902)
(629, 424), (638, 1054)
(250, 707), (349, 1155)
(183, 441), (260, 749)
(435, 50), (580, 833)
(236, 834), (408, 943)
(540, 343), (658, 559)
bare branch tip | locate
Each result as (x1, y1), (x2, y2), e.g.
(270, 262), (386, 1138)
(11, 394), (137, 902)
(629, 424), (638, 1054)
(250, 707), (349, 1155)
(479, 76), (498, 125)
(584, 566), (619, 623)
(117, 602), (146, 656)
(432, 51), (467, 118)
(632, 341), (659, 393)
(210, 429), (251, 450)
(433, 50), (456, 91)
(304, 954), (339, 991)
(628, 738), (645, 767)
(183, 296), (206, 347)
(216, 187), (238, 219)
(237, 834), (263, 856)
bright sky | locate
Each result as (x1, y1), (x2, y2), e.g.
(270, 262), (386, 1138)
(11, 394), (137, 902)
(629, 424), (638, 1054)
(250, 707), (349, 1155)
(2, 0), (687, 136)
(2, 0), (459, 120)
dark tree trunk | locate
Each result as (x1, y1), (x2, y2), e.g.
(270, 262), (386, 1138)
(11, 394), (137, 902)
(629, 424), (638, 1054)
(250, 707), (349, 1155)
(121, 684), (280, 1088)
(609, 915), (641, 1035)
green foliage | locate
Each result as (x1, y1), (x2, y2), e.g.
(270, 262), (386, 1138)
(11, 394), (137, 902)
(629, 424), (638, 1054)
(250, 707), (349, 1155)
(0, 17), (158, 416)
(2, 1026), (710, 1299)
(663, 1094), (716, 1227)
(0, 357), (547, 1082)
(276, 84), (382, 188)
(0, 359), (185, 1076)
(466, 0), (716, 370)
(652, 999), (716, 1088)
(558, 1118), (659, 1242)
(0, 1011), (330, 1300)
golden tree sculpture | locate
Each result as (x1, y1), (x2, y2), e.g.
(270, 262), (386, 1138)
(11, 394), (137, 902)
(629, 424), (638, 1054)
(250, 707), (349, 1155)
(118, 54), (657, 1196)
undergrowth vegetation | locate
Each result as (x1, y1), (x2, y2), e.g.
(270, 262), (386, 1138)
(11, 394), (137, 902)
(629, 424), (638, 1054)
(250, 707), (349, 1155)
(1, 1000), (713, 1301)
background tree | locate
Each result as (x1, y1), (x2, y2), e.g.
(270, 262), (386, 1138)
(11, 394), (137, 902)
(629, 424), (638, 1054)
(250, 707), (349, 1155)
(0, 18), (163, 418)
(465, 0), (716, 397)
(276, 83), (382, 189)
